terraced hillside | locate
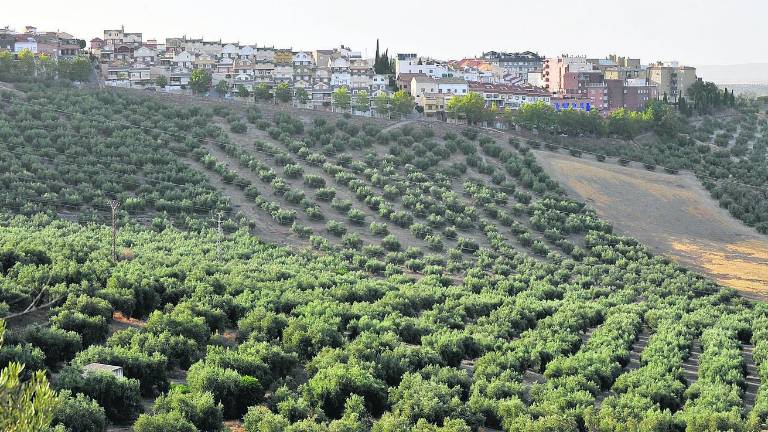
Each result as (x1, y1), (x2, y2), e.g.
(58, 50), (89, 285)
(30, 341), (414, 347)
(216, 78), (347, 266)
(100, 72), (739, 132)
(535, 150), (768, 299)
(1, 80), (767, 432)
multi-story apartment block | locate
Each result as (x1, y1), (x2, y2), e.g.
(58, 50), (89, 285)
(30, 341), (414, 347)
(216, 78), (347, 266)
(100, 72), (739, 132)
(330, 57), (351, 88)
(482, 51), (544, 82)
(273, 64), (294, 84)
(542, 55), (590, 94)
(254, 61), (274, 83)
(585, 78), (657, 111)
(617, 78), (658, 110)
(562, 69), (605, 97)
(129, 62), (151, 85)
(604, 66), (648, 81)
(293, 51), (314, 81)
(103, 28), (124, 46)
(647, 62), (697, 101)
(371, 74), (389, 92)
(350, 58), (373, 93)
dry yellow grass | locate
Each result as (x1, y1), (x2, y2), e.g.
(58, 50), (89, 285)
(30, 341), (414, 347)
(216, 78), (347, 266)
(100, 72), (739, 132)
(535, 151), (768, 299)
(670, 239), (768, 295)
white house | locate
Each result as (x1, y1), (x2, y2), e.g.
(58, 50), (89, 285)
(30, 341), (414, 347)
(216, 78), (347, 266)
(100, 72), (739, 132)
(83, 363), (124, 378)
(221, 44), (239, 60)
(239, 45), (255, 59)
(293, 52), (314, 84)
(330, 57), (351, 88)
(256, 47), (275, 63)
(172, 51), (195, 69)
(350, 58), (372, 92)
(169, 66), (191, 87)
(106, 61), (130, 83)
(216, 57), (234, 74)
(233, 73), (254, 89)
(234, 59), (255, 76)
(129, 62), (151, 85)
(293, 52), (313, 67)
(410, 76), (437, 99)
(14, 38), (37, 54)
(370, 74), (389, 92)
(397, 55), (451, 78)
(194, 53), (215, 71)
(312, 81), (332, 106)
(436, 77), (468, 95)
(468, 82), (551, 109)
(274, 64), (294, 84)
(254, 62), (274, 83)
(133, 47), (157, 65)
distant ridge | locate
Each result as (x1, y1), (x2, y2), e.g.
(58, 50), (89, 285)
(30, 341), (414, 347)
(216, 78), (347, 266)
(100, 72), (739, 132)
(695, 63), (768, 85)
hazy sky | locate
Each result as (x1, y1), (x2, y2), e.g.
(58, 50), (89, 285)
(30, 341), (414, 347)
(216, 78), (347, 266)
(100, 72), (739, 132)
(3, 0), (766, 66)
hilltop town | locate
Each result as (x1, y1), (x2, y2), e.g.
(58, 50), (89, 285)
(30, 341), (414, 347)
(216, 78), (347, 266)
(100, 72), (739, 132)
(2, 25), (702, 119)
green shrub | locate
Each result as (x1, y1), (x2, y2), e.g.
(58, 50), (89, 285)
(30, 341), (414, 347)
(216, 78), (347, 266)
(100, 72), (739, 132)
(187, 362), (261, 419)
(22, 325), (81, 367)
(326, 220), (348, 236)
(54, 366), (142, 423)
(382, 235), (401, 251)
(369, 222), (388, 236)
(347, 209), (366, 225)
(51, 390), (106, 432)
(315, 188), (337, 201)
(154, 386), (224, 432)
(133, 412), (196, 432)
(243, 406), (289, 432)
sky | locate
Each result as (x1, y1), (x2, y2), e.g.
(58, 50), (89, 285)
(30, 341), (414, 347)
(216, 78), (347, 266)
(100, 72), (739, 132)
(3, 0), (767, 66)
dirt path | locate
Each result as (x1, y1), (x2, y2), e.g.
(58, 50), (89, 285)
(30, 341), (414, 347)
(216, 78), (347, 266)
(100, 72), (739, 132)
(182, 157), (293, 245)
(219, 120), (431, 252)
(381, 120), (416, 134)
(743, 343), (760, 413)
(682, 339), (701, 385)
(534, 150), (768, 300)
(594, 327), (651, 407)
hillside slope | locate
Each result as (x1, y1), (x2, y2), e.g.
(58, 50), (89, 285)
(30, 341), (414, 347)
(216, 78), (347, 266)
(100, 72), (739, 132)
(535, 150), (768, 299)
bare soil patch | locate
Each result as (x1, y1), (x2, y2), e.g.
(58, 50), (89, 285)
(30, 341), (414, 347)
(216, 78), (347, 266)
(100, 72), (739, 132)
(534, 150), (768, 299)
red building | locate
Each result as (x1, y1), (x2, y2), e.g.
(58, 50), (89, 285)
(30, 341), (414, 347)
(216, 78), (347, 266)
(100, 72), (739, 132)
(563, 70), (604, 97)
(586, 78), (657, 112)
(90, 38), (104, 51)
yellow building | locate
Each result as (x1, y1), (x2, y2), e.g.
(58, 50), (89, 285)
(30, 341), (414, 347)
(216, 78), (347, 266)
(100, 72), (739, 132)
(274, 49), (294, 65)
(648, 63), (697, 101)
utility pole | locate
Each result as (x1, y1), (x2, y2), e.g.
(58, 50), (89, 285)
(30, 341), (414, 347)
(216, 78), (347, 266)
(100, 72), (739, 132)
(216, 211), (223, 261)
(109, 199), (120, 261)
